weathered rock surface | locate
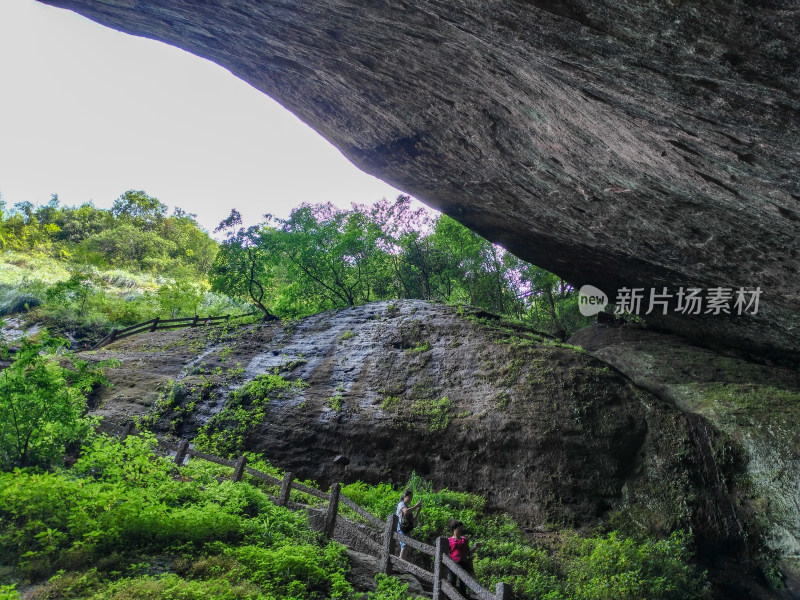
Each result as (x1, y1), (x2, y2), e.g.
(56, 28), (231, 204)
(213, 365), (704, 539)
(87, 300), (790, 597)
(570, 322), (800, 597)
(39, 0), (800, 361)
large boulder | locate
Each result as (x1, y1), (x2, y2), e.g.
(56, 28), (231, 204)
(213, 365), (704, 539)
(90, 301), (779, 597)
(39, 0), (800, 361)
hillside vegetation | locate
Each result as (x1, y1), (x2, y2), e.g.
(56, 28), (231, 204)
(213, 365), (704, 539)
(0, 192), (719, 598)
(0, 191), (239, 345)
(0, 342), (709, 600)
(1, 191), (591, 347)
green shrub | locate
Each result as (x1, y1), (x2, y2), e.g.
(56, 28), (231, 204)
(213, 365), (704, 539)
(0, 334), (117, 470)
(0, 284), (43, 316)
(85, 572), (260, 600)
(367, 573), (422, 600)
(562, 531), (710, 600)
(0, 433), (354, 599)
(0, 585), (20, 600)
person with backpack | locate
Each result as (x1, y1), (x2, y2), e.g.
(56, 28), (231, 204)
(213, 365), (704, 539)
(447, 518), (475, 596)
(396, 489), (422, 561)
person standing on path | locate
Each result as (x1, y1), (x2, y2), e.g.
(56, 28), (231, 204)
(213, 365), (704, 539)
(396, 489), (422, 561)
(447, 518), (475, 596)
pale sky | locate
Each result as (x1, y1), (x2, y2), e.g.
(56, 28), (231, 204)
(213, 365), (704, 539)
(0, 0), (407, 233)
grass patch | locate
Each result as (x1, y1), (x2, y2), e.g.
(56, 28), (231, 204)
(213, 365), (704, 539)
(405, 340), (430, 354)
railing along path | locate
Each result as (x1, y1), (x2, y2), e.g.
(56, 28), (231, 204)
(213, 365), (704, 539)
(91, 312), (258, 349)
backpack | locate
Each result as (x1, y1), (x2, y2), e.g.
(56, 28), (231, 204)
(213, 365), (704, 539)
(399, 511), (415, 534)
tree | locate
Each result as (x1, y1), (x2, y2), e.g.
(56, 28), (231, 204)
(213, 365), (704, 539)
(0, 335), (118, 469)
(155, 280), (204, 318)
(159, 210), (219, 274)
(82, 224), (176, 267)
(110, 190), (167, 231)
(52, 202), (112, 245)
(518, 265), (569, 339)
(210, 210), (279, 320)
(208, 197), (587, 334)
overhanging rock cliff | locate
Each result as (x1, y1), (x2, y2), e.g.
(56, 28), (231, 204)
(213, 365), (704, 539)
(39, 0), (800, 361)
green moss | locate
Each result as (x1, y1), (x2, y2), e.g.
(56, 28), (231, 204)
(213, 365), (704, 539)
(380, 395), (402, 411)
(326, 383), (345, 412)
(405, 340), (430, 354)
(411, 396), (452, 432)
(380, 390), (451, 433)
(696, 383), (800, 414)
(194, 373), (308, 456)
(494, 390), (511, 410)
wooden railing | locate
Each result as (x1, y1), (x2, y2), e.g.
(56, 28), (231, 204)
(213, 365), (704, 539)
(92, 312), (258, 349)
(108, 422), (510, 600)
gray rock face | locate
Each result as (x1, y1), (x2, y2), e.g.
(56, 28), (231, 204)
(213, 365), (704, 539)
(91, 301), (771, 596)
(40, 0), (800, 360)
(570, 322), (800, 594)
(88, 300), (800, 595)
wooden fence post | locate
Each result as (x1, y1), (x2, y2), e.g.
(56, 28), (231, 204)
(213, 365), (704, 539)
(109, 329), (117, 342)
(120, 422), (135, 441)
(150, 317), (160, 332)
(278, 471), (294, 507)
(324, 482), (340, 538)
(432, 536), (445, 600)
(174, 439), (189, 465)
(191, 315), (199, 327)
(495, 582), (510, 600)
(379, 513), (397, 575)
(232, 456), (247, 482)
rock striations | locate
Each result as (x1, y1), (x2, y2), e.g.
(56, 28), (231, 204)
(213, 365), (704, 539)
(38, 0), (800, 362)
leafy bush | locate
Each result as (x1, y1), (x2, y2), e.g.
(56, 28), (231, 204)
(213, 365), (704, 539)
(562, 531), (710, 600)
(0, 334), (117, 470)
(0, 433), (354, 599)
(0, 585), (20, 600)
(367, 573), (423, 600)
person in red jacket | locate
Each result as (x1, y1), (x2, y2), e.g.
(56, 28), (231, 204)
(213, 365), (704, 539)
(447, 519), (475, 595)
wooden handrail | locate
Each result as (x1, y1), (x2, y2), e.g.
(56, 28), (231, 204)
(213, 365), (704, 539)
(292, 480), (330, 501)
(395, 532), (436, 555)
(92, 312), (258, 349)
(115, 318), (157, 336)
(442, 554), (496, 600)
(440, 580), (468, 600)
(244, 466), (283, 487)
(340, 495), (385, 528)
(186, 447), (236, 467)
(389, 555), (435, 583)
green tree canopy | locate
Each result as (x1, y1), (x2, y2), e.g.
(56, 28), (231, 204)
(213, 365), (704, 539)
(110, 190), (168, 231)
